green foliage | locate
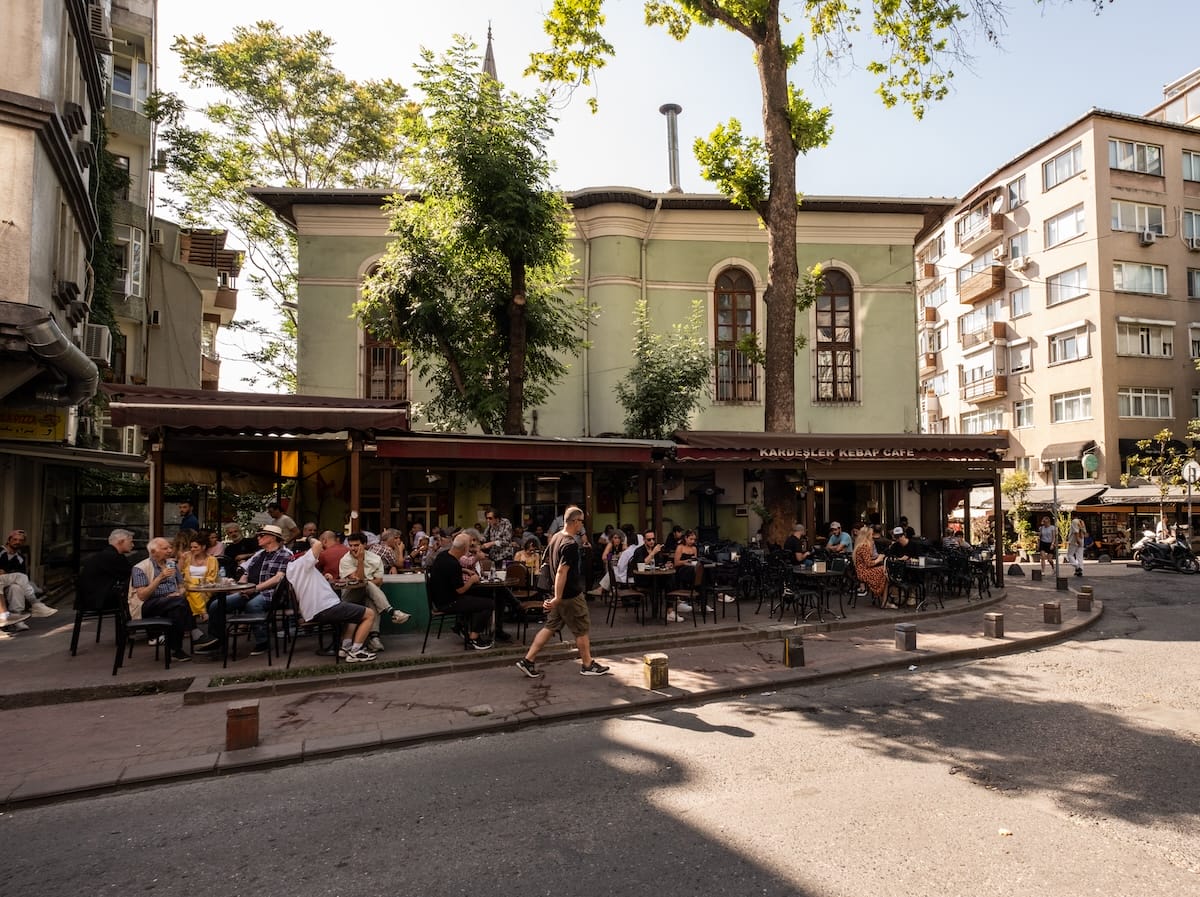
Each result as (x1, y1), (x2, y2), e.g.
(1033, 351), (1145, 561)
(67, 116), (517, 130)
(150, 22), (417, 391)
(616, 299), (712, 440)
(1125, 428), (1191, 511)
(359, 38), (586, 434)
(1000, 469), (1031, 553)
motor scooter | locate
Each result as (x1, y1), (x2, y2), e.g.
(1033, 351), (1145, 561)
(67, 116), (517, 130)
(1131, 529), (1199, 574)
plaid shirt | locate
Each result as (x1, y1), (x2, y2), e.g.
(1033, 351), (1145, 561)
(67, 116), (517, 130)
(248, 546), (293, 601)
(367, 542), (396, 570)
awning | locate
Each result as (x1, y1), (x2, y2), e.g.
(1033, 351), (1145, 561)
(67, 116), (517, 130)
(0, 440), (147, 472)
(1095, 484), (1190, 505)
(672, 430), (1007, 463)
(103, 384), (409, 435)
(971, 484), (1105, 511)
(376, 433), (671, 465)
(1117, 438), (1191, 457)
(1041, 440), (1096, 464)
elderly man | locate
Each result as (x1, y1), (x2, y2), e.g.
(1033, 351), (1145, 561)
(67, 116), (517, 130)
(0, 529), (56, 623)
(130, 537), (212, 661)
(77, 529), (134, 610)
(338, 531), (410, 652)
(290, 537), (377, 663)
(429, 532), (494, 650)
(367, 528), (406, 573)
(217, 523), (294, 656)
(293, 521), (318, 552)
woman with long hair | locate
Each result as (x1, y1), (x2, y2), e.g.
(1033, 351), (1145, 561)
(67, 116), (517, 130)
(853, 525), (890, 608)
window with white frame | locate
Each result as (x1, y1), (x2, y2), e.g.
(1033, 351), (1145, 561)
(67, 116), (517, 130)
(924, 372), (949, 396)
(1111, 200), (1165, 234)
(1009, 339), (1032, 373)
(1046, 264), (1088, 306)
(929, 324), (949, 353)
(1045, 204), (1086, 248)
(112, 224), (143, 297)
(955, 198), (995, 245)
(1048, 324), (1089, 365)
(1051, 388), (1092, 423)
(1116, 320), (1174, 357)
(919, 233), (945, 265)
(921, 280), (947, 308)
(1013, 456), (1032, 475)
(1013, 399), (1033, 428)
(1118, 386), (1173, 418)
(1185, 150), (1200, 182)
(1191, 325), (1200, 359)
(1184, 209), (1200, 240)
(1010, 286), (1030, 318)
(1007, 175), (1026, 209)
(1113, 262), (1167, 295)
(1189, 269), (1200, 300)
(959, 297), (1000, 337)
(109, 52), (150, 112)
(1009, 231), (1029, 259)
(961, 347), (998, 386)
(961, 408), (1004, 434)
(1043, 143), (1083, 190)
(1108, 138), (1163, 176)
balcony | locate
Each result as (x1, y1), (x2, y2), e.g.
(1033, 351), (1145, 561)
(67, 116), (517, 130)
(214, 284), (238, 313)
(917, 261), (940, 283)
(922, 305), (938, 324)
(960, 320), (1007, 350)
(958, 265), (1006, 305)
(960, 375), (1008, 403)
(956, 212), (1005, 254)
(920, 352), (938, 374)
(201, 354), (220, 390)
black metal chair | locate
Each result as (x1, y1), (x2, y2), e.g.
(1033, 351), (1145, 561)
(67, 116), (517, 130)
(71, 575), (127, 656)
(420, 570), (469, 654)
(111, 598), (181, 676)
(604, 557), (643, 627)
(884, 558), (920, 609)
(283, 581), (344, 669)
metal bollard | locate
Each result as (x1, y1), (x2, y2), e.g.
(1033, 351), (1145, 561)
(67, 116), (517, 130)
(643, 652), (669, 689)
(894, 622), (917, 651)
(226, 699), (260, 751)
(783, 636), (805, 668)
(1055, 575), (1069, 591)
(984, 612), (1004, 638)
(1042, 602), (1062, 624)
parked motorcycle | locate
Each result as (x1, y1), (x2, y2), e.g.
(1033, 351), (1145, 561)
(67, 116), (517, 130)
(1131, 530), (1200, 574)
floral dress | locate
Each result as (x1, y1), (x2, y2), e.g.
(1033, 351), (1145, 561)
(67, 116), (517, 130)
(853, 539), (887, 600)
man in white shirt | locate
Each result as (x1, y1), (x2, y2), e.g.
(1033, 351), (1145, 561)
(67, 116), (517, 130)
(615, 541), (639, 585)
(337, 531), (410, 652)
(289, 538), (377, 663)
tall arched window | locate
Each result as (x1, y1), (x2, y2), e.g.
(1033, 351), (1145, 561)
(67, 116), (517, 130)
(814, 269), (855, 402)
(714, 267), (757, 402)
(361, 264), (407, 400)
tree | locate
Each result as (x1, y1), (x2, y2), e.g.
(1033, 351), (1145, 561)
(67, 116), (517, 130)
(617, 299), (712, 439)
(1000, 469), (1032, 556)
(527, 0), (1111, 542)
(1123, 428), (1195, 522)
(149, 22), (416, 391)
(358, 38), (586, 435)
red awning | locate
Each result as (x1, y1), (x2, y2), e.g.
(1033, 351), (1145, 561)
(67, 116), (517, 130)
(376, 434), (669, 465)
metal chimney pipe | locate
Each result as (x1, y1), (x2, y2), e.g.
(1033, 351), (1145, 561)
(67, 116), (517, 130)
(659, 103), (682, 193)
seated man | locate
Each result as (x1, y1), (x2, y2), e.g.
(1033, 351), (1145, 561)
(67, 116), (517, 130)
(316, 530), (348, 578)
(428, 533), (494, 650)
(130, 537), (213, 661)
(629, 530), (667, 570)
(290, 537), (377, 663)
(0, 528), (57, 620)
(205, 524), (293, 656)
(886, 527), (924, 560)
(783, 523), (811, 565)
(824, 521), (852, 555)
(337, 531), (410, 652)
(77, 528), (135, 611)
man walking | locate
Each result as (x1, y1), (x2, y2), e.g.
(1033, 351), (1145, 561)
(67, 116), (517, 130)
(516, 506), (609, 679)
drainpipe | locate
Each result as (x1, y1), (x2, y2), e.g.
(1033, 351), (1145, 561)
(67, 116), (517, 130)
(641, 195), (664, 326)
(577, 213), (592, 437)
(14, 310), (99, 405)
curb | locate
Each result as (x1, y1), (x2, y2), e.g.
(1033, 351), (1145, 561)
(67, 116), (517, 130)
(0, 597), (1100, 811)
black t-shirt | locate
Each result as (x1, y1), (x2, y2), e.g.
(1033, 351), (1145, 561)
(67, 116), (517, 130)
(429, 549), (465, 610)
(0, 549), (28, 576)
(548, 533), (585, 600)
(887, 538), (924, 558)
(783, 535), (809, 560)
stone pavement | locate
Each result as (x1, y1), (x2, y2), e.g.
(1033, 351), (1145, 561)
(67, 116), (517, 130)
(0, 568), (1107, 809)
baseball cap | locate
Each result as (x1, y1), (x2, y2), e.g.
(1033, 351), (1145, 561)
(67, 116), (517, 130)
(892, 527), (905, 536)
(829, 521), (841, 530)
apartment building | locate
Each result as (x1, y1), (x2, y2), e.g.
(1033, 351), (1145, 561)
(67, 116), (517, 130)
(917, 91), (1200, 494)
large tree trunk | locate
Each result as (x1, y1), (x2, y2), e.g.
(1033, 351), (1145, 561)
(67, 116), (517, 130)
(504, 257), (528, 435)
(756, 11), (801, 546)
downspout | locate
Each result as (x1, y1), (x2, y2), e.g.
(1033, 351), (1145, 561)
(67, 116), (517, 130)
(575, 210), (592, 437)
(641, 195), (664, 320)
(16, 313), (99, 405)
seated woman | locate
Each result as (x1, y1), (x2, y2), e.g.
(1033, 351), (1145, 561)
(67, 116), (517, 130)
(513, 536), (541, 571)
(852, 525), (891, 608)
(181, 535), (221, 648)
(672, 529), (699, 588)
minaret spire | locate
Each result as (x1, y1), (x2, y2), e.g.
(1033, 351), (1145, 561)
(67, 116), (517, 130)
(482, 23), (497, 81)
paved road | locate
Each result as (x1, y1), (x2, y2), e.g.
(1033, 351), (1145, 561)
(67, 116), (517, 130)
(6, 567), (1198, 896)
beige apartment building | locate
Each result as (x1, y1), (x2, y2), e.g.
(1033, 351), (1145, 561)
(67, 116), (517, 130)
(918, 73), (1200, 501)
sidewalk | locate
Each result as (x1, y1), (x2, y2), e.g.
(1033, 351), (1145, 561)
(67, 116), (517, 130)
(0, 573), (1103, 809)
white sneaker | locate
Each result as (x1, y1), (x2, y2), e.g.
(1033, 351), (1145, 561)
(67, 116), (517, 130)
(666, 611), (684, 623)
(705, 605), (715, 614)
(719, 594), (736, 603)
(676, 602), (693, 613)
(390, 610), (411, 625)
(0, 612), (30, 627)
(5, 620), (30, 632)
(366, 635), (385, 652)
(29, 602), (57, 618)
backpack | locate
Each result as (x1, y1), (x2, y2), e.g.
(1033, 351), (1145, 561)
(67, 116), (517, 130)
(535, 543), (554, 593)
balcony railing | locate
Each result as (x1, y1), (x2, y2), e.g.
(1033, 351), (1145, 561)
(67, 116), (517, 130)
(958, 265), (1006, 305)
(956, 212), (1005, 253)
(716, 347), (759, 402)
(920, 352), (938, 373)
(960, 374), (1008, 403)
(960, 320), (1007, 350)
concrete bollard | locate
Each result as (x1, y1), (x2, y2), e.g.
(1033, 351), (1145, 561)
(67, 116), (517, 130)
(783, 636), (805, 668)
(984, 612), (1004, 638)
(1055, 576), (1069, 591)
(1042, 602), (1062, 624)
(643, 652), (669, 689)
(894, 622), (917, 651)
(226, 699), (260, 751)
(1030, 569), (1042, 582)
(1079, 585), (1094, 597)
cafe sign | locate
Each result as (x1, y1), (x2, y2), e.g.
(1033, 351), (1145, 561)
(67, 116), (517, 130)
(0, 407), (67, 442)
(759, 447), (917, 460)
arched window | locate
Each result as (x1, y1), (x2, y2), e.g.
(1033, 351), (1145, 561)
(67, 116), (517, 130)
(814, 270), (855, 402)
(361, 264), (407, 400)
(714, 267), (757, 402)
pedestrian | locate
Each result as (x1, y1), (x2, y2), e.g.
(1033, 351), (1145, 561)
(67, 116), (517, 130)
(1067, 516), (1087, 577)
(516, 506), (609, 679)
(1038, 516), (1057, 575)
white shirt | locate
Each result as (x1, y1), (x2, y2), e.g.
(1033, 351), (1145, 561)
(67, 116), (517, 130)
(339, 548), (384, 582)
(616, 544), (639, 584)
(288, 548), (340, 621)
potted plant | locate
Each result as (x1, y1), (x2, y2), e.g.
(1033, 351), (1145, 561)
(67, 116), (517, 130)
(1000, 470), (1032, 562)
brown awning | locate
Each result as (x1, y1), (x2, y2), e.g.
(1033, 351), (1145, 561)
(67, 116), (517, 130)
(376, 433), (671, 465)
(1041, 440), (1096, 464)
(672, 430), (1007, 463)
(103, 384), (409, 435)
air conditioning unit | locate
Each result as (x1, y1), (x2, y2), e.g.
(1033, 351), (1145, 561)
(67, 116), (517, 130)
(88, 3), (111, 50)
(82, 323), (112, 364)
(992, 245), (1008, 261)
(150, 228), (163, 246)
(1010, 256), (1032, 272)
(149, 309), (161, 327)
(1187, 237), (1200, 252)
(1139, 229), (1157, 246)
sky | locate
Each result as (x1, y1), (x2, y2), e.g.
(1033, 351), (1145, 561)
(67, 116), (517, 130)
(151, 0), (1200, 389)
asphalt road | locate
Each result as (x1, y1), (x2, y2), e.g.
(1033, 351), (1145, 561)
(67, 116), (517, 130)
(6, 565), (1199, 897)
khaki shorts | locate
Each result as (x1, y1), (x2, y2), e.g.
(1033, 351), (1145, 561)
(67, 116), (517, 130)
(543, 593), (590, 637)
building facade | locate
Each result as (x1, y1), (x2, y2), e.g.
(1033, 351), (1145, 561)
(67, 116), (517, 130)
(917, 106), (1200, 494)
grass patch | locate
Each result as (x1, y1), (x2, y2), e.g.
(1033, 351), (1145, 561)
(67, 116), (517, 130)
(206, 652), (449, 687)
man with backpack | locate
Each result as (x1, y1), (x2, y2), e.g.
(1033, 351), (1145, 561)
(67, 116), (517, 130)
(516, 506), (609, 679)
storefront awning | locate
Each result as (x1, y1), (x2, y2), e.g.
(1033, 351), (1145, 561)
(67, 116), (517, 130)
(1040, 440), (1096, 464)
(971, 484), (1105, 511)
(104, 384), (409, 435)
(1094, 485), (1190, 505)
(376, 433), (672, 465)
(1117, 438), (1191, 457)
